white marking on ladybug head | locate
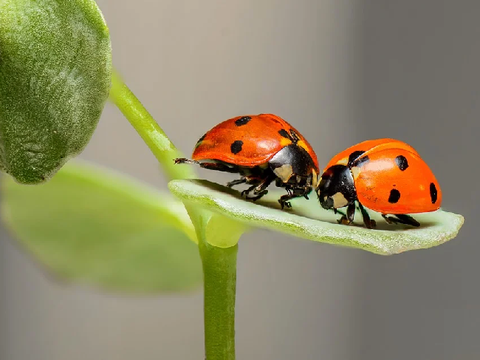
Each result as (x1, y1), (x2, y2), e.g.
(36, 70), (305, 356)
(331, 192), (348, 208)
(273, 164), (293, 183)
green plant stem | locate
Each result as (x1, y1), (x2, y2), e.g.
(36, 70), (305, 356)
(199, 241), (238, 360)
(110, 68), (239, 359)
(109, 69), (195, 181)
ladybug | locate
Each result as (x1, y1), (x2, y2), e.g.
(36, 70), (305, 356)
(317, 138), (442, 228)
(175, 114), (319, 208)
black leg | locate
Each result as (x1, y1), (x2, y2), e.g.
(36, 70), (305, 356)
(303, 176), (312, 200)
(347, 202), (356, 222)
(174, 158), (199, 165)
(382, 214), (420, 227)
(241, 175), (275, 202)
(278, 186), (311, 209)
(241, 184), (259, 197)
(338, 203), (356, 225)
(227, 177), (247, 188)
(395, 214), (420, 227)
(277, 174), (314, 209)
(358, 202), (376, 229)
(333, 208), (347, 217)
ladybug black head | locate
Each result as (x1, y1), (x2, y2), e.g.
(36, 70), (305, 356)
(317, 165), (356, 210)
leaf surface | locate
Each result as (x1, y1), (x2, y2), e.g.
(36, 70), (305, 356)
(169, 179), (464, 255)
(0, 0), (112, 183)
(1, 162), (202, 293)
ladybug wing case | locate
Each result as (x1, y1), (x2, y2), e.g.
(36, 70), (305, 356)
(352, 148), (442, 214)
(192, 115), (288, 166)
(323, 138), (418, 172)
(192, 114), (319, 170)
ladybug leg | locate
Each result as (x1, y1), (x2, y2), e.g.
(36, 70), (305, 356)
(358, 202), (376, 229)
(241, 184), (259, 197)
(244, 189), (269, 201)
(333, 208), (347, 217)
(227, 177), (247, 188)
(279, 199), (292, 209)
(278, 185), (312, 209)
(241, 176), (275, 202)
(346, 203), (356, 223)
(303, 176), (312, 200)
(395, 214), (420, 227)
(381, 214), (394, 224)
(382, 214), (420, 227)
(174, 158), (199, 165)
(278, 192), (294, 209)
(337, 203), (356, 225)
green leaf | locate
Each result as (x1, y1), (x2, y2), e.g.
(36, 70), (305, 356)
(0, 0), (112, 184)
(1, 161), (202, 293)
(168, 179), (464, 255)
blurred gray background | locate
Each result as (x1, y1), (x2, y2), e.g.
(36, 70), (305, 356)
(0, 0), (478, 359)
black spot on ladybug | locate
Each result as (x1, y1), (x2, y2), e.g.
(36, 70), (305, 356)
(195, 133), (207, 148)
(230, 140), (243, 154)
(235, 116), (251, 126)
(430, 183), (438, 204)
(348, 150), (369, 167)
(289, 129), (300, 143)
(388, 189), (401, 204)
(356, 155), (370, 167)
(395, 155), (409, 171)
(278, 129), (289, 138)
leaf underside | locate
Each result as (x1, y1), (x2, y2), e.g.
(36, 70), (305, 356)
(169, 179), (464, 255)
(1, 161), (202, 293)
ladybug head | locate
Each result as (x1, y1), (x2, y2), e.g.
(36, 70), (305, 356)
(317, 165), (356, 210)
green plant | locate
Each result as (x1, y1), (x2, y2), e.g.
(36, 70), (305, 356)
(0, 1), (464, 359)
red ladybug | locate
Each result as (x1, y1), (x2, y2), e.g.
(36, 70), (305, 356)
(317, 138), (442, 228)
(175, 114), (319, 208)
